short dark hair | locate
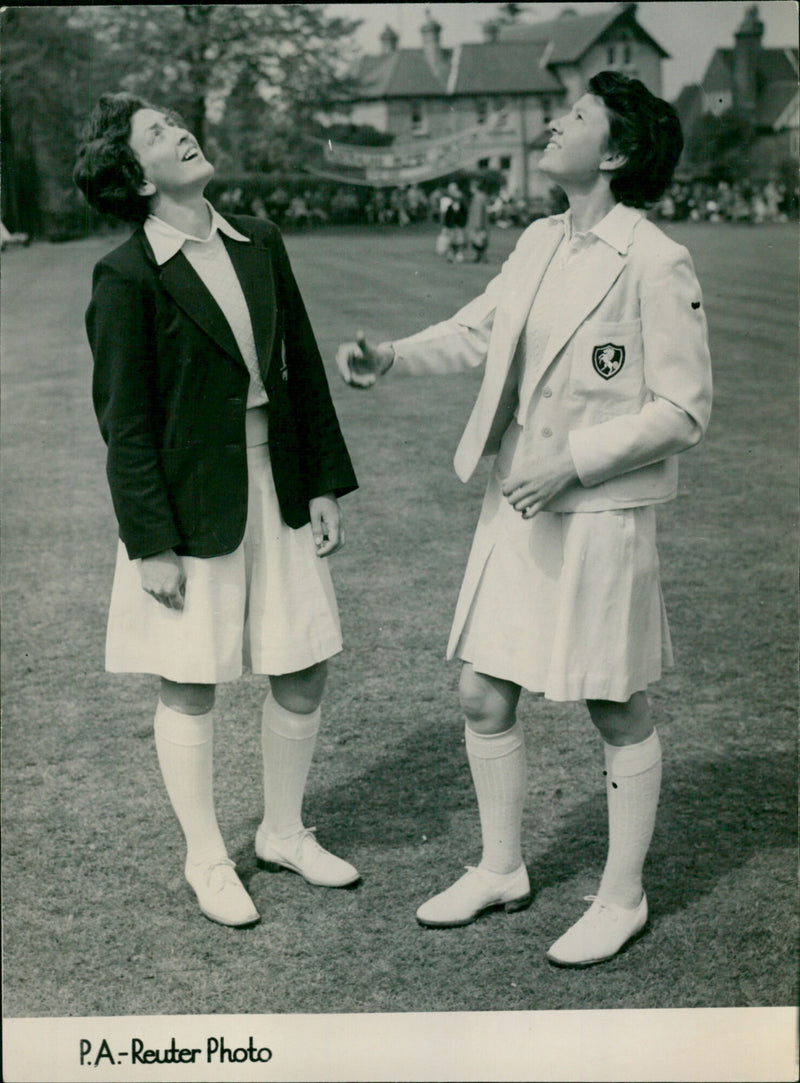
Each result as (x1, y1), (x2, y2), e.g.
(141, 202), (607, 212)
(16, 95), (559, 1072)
(588, 71), (683, 208)
(74, 92), (176, 224)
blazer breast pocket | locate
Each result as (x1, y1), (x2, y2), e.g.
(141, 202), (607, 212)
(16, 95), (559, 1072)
(570, 319), (644, 406)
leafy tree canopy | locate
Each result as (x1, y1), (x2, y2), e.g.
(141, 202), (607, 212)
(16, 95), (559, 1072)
(69, 5), (362, 144)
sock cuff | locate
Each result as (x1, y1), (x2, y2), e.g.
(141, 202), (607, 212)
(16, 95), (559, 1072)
(154, 700), (214, 746)
(262, 693), (321, 740)
(465, 720), (524, 760)
(604, 729), (661, 778)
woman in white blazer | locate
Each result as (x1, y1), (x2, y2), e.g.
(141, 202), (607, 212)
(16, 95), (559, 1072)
(337, 72), (712, 967)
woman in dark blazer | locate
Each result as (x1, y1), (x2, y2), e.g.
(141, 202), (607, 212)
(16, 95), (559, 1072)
(75, 93), (359, 927)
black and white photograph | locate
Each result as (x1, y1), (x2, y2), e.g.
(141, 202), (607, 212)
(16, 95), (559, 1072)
(1, 3), (798, 1080)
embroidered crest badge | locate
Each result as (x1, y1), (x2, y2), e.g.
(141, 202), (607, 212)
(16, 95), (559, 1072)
(592, 343), (625, 380)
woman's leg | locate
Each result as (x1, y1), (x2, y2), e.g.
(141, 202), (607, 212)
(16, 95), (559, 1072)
(155, 679), (258, 926)
(546, 691), (659, 966)
(256, 661), (358, 887)
(260, 662), (327, 839)
(416, 664), (531, 927)
(459, 664), (526, 875)
(587, 691), (661, 910)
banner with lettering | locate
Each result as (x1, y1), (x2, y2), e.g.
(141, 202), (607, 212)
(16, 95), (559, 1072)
(308, 116), (506, 187)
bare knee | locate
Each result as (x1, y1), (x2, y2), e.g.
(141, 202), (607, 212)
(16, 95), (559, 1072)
(586, 690), (652, 746)
(270, 661), (328, 715)
(159, 679), (216, 715)
(458, 664), (520, 735)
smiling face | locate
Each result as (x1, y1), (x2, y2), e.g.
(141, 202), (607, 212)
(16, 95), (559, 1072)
(538, 93), (624, 188)
(128, 107), (214, 202)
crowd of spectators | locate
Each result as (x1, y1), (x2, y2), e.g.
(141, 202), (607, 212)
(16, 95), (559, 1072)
(199, 175), (800, 231)
(212, 177), (568, 231)
(655, 178), (798, 223)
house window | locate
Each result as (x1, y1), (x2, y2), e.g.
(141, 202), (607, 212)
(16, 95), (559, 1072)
(500, 155), (512, 170)
(478, 158), (490, 169)
(623, 42), (632, 64)
(476, 98), (488, 125)
(410, 100), (426, 134)
(607, 44), (615, 64)
(541, 96), (552, 125)
(494, 97), (509, 129)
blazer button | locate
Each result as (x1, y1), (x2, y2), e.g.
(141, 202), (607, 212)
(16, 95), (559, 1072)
(542, 387), (553, 398)
(542, 426), (553, 438)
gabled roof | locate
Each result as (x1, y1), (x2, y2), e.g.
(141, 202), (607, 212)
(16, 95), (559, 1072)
(758, 81), (799, 129)
(498, 2), (668, 62)
(352, 47), (451, 99)
(702, 46), (799, 91)
(672, 83), (706, 134)
(450, 42), (564, 95)
(701, 46), (800, 126)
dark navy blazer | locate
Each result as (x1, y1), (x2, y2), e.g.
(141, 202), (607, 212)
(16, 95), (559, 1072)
(87, 214), (357, 560)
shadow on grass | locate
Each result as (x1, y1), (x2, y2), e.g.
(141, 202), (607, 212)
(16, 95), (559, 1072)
(267, 730), (797, 923)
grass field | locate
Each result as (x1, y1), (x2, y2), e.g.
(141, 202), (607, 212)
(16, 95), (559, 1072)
(1, 219), (797, 1022)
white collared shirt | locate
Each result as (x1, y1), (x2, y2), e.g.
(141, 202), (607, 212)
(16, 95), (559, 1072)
(144, 203), (268, 408)
(516, 204), (624, 421)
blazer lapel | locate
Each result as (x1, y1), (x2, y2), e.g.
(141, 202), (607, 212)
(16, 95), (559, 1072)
(482, 221), (564, 403)
(539, 242), (626, 374)
(454, 221), (564, 480)
(159, 252), (245, 367)
(221, 232), (277, 377)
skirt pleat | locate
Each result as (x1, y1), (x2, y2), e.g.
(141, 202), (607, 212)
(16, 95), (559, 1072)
(105, 441), (342, 683)
(453, 479), (672, 702)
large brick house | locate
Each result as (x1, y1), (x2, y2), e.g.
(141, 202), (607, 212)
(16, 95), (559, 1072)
(330, 2), (668, 197)
(674, 4), (798, 181)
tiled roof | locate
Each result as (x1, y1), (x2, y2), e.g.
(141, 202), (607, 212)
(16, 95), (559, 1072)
(672, 83), (705, 128)
(701, 46), (800, 126)
(703, 46), (799, 90)
(758, 81), (799, 128)
(498, 2), (668, 62)
(451, 42), (564, 95)
(352, 48), (451, 99)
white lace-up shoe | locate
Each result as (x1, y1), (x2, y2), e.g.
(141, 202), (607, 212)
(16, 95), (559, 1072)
(255, 826), (360, 887)
(416, 864), (531, 928)
(185, 858), (259, 927)
(546, 893), (648, 967)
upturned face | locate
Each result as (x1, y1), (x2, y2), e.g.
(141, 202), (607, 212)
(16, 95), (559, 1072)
(538, 93), (623, 186)
(128, 107), (214, 200)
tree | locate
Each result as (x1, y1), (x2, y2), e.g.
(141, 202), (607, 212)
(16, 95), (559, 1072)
(1, 6), (109, 235)
(70, 5), (362, 148)
(684, 109), (756, 183)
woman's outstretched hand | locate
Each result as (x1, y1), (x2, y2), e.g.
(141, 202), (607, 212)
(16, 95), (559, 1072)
(335, 331), (394, 388)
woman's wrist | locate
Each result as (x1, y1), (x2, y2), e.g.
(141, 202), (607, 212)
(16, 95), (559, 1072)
(378, 342), (395, 374)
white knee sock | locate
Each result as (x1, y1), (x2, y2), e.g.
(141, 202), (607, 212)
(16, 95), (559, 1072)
(465, 721), (527, 875)
(259, 694), (320, 838)
(598, 729), (662, 909)
(153, 700), (228, 868)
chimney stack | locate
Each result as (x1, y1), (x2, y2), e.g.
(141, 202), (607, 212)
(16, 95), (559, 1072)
(380, 24), (398, 56)
(733, 4), (764, 115)
(420, 9), (449, 84)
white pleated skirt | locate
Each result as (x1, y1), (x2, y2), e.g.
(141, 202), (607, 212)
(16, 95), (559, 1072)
(105, 437), (342, 684)
(452, 483), (673, 703)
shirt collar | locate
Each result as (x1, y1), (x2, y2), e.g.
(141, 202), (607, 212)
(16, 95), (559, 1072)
(557, 202), (643, 255)
(143, 201), (251, 265)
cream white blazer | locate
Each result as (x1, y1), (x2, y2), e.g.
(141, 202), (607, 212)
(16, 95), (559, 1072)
(391, 203), (712, 514)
